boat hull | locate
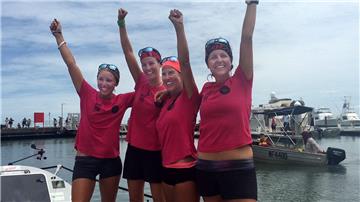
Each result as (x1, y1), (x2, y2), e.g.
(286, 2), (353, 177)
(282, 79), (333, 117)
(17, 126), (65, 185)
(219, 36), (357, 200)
(340, 120), (360, 127)
(339, 126), (360, 136)
(314, 119), (338, 127)
(253, 145), (328, 166)
(253, 145), (345, 166)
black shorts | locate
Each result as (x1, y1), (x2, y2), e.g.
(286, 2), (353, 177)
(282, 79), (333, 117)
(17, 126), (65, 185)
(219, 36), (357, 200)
(196, 159), (257, 200)
(123, 144), (163, 183)
(162, 166), (196, 186)
(72, 156), (122, 181)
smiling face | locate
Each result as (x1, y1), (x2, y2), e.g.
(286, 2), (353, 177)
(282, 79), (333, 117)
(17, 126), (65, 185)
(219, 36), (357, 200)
(140, 57), (161, 83)
(97, 70), (117, 99)
(207, 49), (232, 81)
(161, 67), (183, 96)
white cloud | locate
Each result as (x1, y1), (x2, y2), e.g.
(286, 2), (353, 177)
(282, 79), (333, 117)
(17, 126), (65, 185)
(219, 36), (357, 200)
(1, 1), (359, 124)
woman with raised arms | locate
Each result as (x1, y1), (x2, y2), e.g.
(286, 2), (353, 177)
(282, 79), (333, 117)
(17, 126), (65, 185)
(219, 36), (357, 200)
(117, 8), (166, 202)
(50, 19), (134, 202)
(196, 1), (258, 201)
(154, 9), (200, 202)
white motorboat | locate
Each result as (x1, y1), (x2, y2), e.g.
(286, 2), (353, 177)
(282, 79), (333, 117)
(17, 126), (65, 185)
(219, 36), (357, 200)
(0, 165), (72, 202)
(0, 144), (72, 202)
(339, 111), (360, 127)
(313, 107), (338, 127)
(338, 97), (360, 136)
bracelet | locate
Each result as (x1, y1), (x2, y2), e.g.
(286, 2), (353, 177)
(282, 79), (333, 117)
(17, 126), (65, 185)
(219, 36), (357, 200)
(246, 0), (259, 5)
(58, 41), (66, 49)
(117, 19), (125, 28)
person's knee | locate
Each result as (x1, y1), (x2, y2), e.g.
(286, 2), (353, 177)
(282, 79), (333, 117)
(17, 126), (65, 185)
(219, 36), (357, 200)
(71, 179), (96, 202)
(127, 181), (145, 202)
(100, 192), (118, 202)
(150, 183), (165, 202)
(99, 176), (121, 201)
(129, 194), (144, 202)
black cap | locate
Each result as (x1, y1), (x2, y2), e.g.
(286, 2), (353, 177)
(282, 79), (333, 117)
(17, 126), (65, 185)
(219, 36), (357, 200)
(205, 37), (233, 64)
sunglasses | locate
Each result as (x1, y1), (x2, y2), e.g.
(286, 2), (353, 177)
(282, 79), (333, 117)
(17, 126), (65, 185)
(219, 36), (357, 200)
(161, 56), (178, 65)
(98, 64), (119, 71)
(205, 38), (230, 49)
(138, 47), (161, 58)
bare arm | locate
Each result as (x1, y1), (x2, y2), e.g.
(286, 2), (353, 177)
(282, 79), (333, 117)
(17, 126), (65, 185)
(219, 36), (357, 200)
(239, 1), (257, 80)
(169, 9), (197, 98)
(50, 19), (83, 93)
(118, 8), (142, 83)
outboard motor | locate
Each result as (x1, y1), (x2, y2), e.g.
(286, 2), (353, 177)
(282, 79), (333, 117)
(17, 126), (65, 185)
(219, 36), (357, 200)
(326, 147), (346, 165)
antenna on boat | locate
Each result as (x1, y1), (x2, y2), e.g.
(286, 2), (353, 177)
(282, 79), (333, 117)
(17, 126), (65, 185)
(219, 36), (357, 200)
(8, 144), (47, 165)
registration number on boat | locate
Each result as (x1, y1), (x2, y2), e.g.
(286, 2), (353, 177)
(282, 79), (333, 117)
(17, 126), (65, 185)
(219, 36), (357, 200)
(268, 151), (288, 160)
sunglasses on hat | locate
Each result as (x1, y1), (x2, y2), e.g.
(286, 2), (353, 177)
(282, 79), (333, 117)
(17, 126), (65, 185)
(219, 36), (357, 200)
(98, 64), (119, 71)
(138, 47), (161, 62)
(205, 38), (230, 49)
(161, 56), (178, 65)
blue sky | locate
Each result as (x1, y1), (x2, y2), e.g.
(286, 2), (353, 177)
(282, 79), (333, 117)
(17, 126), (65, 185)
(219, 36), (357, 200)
(1, 0), (359, 126)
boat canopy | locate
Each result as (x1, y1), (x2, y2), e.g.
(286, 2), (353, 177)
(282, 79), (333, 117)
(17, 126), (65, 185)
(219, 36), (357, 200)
(253, 106), (313, 117)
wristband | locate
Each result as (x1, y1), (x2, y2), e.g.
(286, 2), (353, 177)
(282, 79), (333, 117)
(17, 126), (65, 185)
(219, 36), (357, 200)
(246, 0), (259, 5)
(58, 41), (66, 49)
(117, 19), (125, 28)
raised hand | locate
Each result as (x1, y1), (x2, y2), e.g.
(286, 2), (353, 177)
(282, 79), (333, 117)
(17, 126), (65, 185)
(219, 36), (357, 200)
(154, 89), (169, 104)
(169, 9), (183, 26)
(50, 19), (62, 36)
(118, 8), (128, 20)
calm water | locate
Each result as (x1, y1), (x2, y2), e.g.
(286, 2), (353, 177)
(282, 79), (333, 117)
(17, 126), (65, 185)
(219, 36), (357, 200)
(1, 136), (359, 202)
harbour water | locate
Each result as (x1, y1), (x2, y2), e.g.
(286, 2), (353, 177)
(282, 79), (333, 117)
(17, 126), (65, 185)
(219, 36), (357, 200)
(1, 136), (359, 201)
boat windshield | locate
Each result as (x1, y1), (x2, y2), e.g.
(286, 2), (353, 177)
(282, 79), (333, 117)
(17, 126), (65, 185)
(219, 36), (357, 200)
(317, 108), (332, 113)
(1, 174), (51, 202)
